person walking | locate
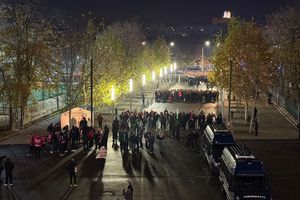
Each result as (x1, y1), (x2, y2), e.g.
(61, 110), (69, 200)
(102, 124), (109, 149)
(0, 155), (7, 183)
(67, 159), (77, 187)
(254, 119), (258, 136)
(97, 114), (104, 129)
(4, 158), (14, 186)
(141, 92), (145, 107)
(123, 181), (133, 200)
(112, 117), (119, 147)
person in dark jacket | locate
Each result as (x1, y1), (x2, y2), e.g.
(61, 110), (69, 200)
(4, 158), (14, 186)
(112, 117), (119, 147)
(102, 124), (109, 149)
(123, 181), (133, 200)
(0, 155), (7, 183)
(67, 159), (77, 187)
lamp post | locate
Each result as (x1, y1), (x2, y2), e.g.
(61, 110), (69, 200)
(164, 67), (167, 82)
(129, 79), (133, 111)
(142, 74), (146, 90)
(201, 40), (210, 71)
(170, 64), (173, 82)
(90, 57), (93, 126)
(228, 58), (233, 127)
(152, 71), (156, 81)
(111, 85), (115, 116)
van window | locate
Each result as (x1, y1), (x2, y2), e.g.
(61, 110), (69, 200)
(236, 176), (266, 190)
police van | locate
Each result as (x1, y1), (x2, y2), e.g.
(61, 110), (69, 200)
(202, 123), (235, 173)
(219, 145), (271, 200)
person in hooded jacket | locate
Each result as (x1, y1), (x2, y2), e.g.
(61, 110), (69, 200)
(67, 159), (77, 187)
(4, 158), (14, 186)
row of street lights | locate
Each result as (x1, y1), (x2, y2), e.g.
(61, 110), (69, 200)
(110, 62), (178, 111)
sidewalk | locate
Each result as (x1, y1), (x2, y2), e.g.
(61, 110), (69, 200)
(221, 96), (299, 140)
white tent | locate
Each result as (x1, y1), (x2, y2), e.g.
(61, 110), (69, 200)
(60, 107), (92, 128)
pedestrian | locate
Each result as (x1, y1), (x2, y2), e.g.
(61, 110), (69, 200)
(254, 107), (258, 120)
(34, 133), (42, 158)
(141, 92), (145, 107)
(0, 155), (7, 183)
(97, 114), (104, 129)
(254, 119), (258, 136)
(4, 158), (14, 186)
(102, 124), (109, 149)
(112, 117), (119, 147)
(67, 159), (77, 187)
(123, 181), (133, 200)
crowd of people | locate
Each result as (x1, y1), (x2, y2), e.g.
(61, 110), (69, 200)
(27, 116), (110, 158)
(111, 109), (223, 154)
(154, 89), (219, 103)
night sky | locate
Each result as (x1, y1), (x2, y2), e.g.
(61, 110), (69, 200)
(42, 0), (295, 25)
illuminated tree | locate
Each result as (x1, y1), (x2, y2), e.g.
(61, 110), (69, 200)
(0, 1), (62, 129)
(211, 18), (272, 123)
(265, 2), (300, 104)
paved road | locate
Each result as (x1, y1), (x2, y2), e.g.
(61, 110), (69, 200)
(1, 82), (299, 200)
(239, 139), (300, 200)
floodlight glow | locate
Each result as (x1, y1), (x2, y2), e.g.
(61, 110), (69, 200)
(142, 74), (146, 86)
(170, 64), (173, 72)
(205, 41), (210, 46)
(129, 79), (133, 92)
(174, 62), (177, 71)
(152, 71), (156, 81)
(164, 67), (167, 75)
(111, 86), (115, 101)
(160, 68), (163, 78)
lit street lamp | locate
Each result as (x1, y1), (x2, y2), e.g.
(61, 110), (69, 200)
(164, 67), (168, 82)
(201, 40), (210, 71)
(152, 71), (156, 81)
(142, 74), (146, 92)
(170, 41), (175, 47)
(111, 85), (115, 116)
(170, 64), (173, 82)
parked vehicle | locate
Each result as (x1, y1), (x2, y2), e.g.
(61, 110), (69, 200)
(219, 145), (272, 200)
(202, 123), (236, 173)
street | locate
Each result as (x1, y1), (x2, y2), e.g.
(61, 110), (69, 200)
(0, 83), (299, 200)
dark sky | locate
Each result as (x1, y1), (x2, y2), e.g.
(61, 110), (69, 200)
(42, 0), (295, 25)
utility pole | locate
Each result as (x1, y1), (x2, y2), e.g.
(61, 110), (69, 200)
(90, 58), (93, 126)
(228, 58), (233, 127)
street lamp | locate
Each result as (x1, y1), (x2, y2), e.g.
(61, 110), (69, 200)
(170, 64), (173, 82)
(129, 79), (133, 111)
(164, 67), (167, 82)
(173, 62), (177, 71)
(228, 58), (233, 127)
(142, 74), (146, 86)
(111, 85), (115, 101)
(111, 85), (115, 116)
(159, 68), (163, 78)
(152, 71), (156, 81)
(201, 40), (210, 71)
(170, 42), (175, 47)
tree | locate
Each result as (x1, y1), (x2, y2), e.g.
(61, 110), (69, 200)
(211, 18), (273, 124)
(265, 2), (300, 104)
(0, 1), (61, 129)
